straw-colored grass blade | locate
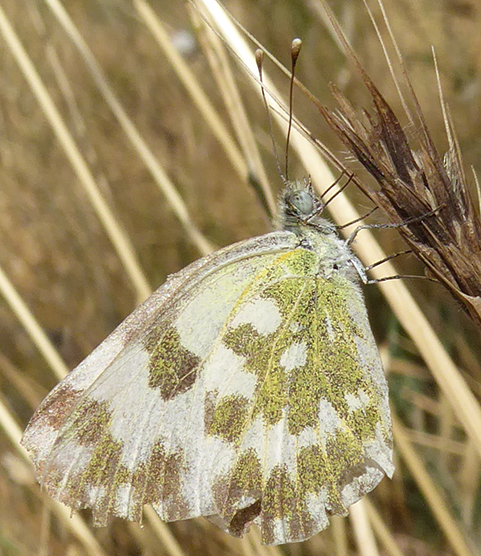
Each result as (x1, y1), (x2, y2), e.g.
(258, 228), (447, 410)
(0, 263), (68, 381)
(393, 416), (475, 556)
(363, 499), (404, 556)
(43, 0), (214, 260)
(135, 0), (248, 185)
(191, 7), (275, 216)
(349, 501), (380, 556)
(143, 507), (188, 556)
(0, 1), (151, 303)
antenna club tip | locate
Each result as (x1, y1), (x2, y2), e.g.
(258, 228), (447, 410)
(255, 49), (264, 68)
(291, 38), (302, 57)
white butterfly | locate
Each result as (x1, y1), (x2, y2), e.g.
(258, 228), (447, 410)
(22, 181), (393, 545)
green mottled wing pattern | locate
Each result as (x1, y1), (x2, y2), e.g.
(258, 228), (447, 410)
(22, 228), (393, 545)
(202, 247), (392, 543)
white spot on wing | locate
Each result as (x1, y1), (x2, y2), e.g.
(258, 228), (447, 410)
(204, 344), (257, 399)
(359, 389), (370, 406)
(341, 468), (384, 507)
(280, 342), (307, 371)
(53, 440), (94, 475)
(87, 345), (151, 404)
(271, 518), (288, 545)
(203, 436), (236, 482)
(239, 415), (264, 454)
(85, 484), (106, 506)
(323, 313), (335, 340)
(236, 494), (258, 510)
(115, 484), (134, 516)
(297, 426), (318, 449)
(318, 399), (341, 437)
(52, 440), (95, 502)
(69, 335), (126, 390)
(353, 335), (386, 387)
(289, 321), (302, 333)
(306, 489), (329, 528)
(230, 297), (281, 335)
(264, 411), (296, 478)
(23, 423), (59, 463)
(345, 389), (370, 412)
(345, 393), (362, 412)
(364, 423), (395, 477)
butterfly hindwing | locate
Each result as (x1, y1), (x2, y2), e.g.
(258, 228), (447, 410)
(201, 247), (393, 543)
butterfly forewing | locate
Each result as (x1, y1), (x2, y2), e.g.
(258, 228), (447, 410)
(21, 234), (297, 518)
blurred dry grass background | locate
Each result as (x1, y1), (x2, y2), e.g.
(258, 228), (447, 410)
(0, 0), (481, 554)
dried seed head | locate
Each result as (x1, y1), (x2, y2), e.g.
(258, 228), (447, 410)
(320, 77), (481, 329)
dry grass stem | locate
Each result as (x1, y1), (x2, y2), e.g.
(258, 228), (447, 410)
(0, 1), (151, 302)
(0, 263), (68, 381)
(135, 0), (250, 191)
(393, 416), (475, 556)
(331, 516), (348, 556)
(0, 354), (45, 410)
(363, 499), (405, 556)
(349, 500), (380, 556)
(191, 8), (276, 216)
(143, 506), (187, 556)
(45, 0), (214, 262)
(405, 429), (466, 456)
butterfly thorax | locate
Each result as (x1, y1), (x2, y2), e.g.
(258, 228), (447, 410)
(278, 182), (360, 282)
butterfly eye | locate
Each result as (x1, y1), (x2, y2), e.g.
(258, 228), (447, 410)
(289, 191), (314, 215)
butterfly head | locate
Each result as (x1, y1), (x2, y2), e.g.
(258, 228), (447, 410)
(286, 188), (316, 216)
(279, 179), (335, 235)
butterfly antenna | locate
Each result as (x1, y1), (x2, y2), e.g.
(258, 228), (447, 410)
(318, 169), (346, 200)
(285, 38), (302, 182)
(255, 49), (285, 182)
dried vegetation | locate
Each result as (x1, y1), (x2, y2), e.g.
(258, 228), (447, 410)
(0, 0), (480, 555)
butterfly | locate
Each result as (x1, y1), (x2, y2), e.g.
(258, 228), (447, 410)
(21, 180), (393, 545)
